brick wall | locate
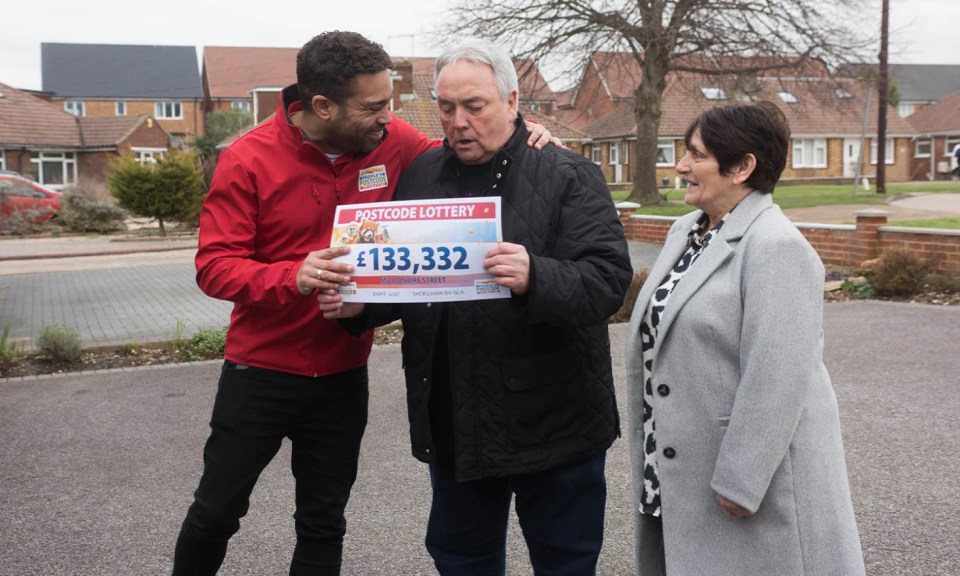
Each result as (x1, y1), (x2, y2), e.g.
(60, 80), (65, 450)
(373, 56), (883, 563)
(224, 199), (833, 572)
(57, 98), (204, 139)
(619, 206), (960, 277)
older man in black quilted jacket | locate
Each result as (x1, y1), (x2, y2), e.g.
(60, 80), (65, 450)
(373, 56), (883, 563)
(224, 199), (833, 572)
(322, 38), (632, 576)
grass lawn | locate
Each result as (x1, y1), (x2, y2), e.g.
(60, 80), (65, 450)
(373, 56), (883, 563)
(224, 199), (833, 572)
(887, 218), (960, 230)
(611, 181), (960, 218)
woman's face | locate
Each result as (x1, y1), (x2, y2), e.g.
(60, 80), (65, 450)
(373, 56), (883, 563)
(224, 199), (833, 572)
(676, 129), (742, 217)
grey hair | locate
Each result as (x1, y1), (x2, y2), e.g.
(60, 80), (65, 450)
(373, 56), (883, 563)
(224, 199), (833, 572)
(434, 38), (519, 102)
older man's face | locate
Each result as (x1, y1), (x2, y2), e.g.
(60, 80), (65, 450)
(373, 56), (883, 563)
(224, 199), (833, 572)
(436, 60), (518, 165)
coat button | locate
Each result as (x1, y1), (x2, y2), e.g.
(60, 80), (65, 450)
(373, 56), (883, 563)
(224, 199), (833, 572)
(663, 447), (676, 459)
(657, 384), (670, 396)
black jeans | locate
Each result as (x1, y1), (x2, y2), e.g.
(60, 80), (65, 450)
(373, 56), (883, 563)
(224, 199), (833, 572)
(172, 362), (368, 576)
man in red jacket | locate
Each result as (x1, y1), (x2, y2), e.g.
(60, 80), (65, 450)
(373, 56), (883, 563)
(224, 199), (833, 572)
(174, 31), (554, 576)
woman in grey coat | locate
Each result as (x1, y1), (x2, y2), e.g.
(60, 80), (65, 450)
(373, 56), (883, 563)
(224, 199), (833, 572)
(626, 102), (865, 576)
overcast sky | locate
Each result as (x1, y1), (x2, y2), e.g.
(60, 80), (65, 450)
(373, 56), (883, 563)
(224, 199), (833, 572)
(1, 0), (957, 92)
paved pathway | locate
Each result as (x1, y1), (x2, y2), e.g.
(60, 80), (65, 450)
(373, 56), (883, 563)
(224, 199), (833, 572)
(2, 305), (958, 575)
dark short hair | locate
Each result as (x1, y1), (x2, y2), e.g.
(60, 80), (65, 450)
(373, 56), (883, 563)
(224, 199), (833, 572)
(297, 31), (393, 109)
(684, 101), (790, 193)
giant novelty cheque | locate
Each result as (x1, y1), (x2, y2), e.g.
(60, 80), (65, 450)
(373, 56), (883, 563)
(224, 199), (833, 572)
(330, 198), (511, 303)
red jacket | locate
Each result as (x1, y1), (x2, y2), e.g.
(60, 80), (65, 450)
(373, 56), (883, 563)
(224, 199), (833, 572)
(196, 85), (436, 377)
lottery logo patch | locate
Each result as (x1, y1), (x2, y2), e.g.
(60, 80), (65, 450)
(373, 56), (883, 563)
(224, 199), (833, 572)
(358, 165), (389, 192)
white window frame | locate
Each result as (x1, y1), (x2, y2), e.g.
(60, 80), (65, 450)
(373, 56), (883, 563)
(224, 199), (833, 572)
(29, 151), (77, 189)
(656, 140), (675, 167)
(870, 137), (895, 165)
(608, 142), (619, 165)
(132, 147), (167, 165)
(777, 91), (799, 104)
(897, 102), (914, 118)
(64, 100), (85, 117)
(0, 151), (5, 171)
(699, 86), (727, 100)
(915, 138), (931, 158)
(155, 101), (183, 119)
(591, 145), (601, 164)
(622, 141), (630, 165)
(944, 136), (960, 156)
(230, 100), (251, 114)
(116, 101), (126, 116)
(792, 138), (827, 168)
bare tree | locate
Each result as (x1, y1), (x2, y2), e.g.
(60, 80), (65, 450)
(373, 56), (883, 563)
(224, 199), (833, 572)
(443, 0), (877, 204)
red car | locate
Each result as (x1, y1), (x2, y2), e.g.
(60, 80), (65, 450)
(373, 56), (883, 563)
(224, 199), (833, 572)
(0, 172), (63, 225)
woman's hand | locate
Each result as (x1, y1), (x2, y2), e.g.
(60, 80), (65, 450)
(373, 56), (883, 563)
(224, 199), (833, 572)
(716, 494), (754, 519)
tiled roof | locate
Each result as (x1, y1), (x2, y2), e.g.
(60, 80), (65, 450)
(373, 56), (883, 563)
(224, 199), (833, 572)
(0, 81), (81, 147)
(889, 64), (960, 102)
(908, 89), (960, 134)
(42, 43), (202, 99)
(582, 75), (916, 139)
(399, 71), (583, 141)
(78, 114), (152, 147)
(394, 99), (445, 140)
(203, 46), (299, 99)
(0, 82), (163, 149)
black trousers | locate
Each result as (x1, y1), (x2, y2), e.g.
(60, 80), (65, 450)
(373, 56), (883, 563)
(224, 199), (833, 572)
(172, 362), (368, 576)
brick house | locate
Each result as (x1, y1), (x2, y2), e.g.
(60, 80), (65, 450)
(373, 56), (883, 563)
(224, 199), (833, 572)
(202, 46), (298, 124)
(213, 51), (586, 148)
(0, 82), (170, 191)
(559, 52), (917, 186)
(41, 43), (203, 142)
(886, 64), (960, 118)
(907, 89), (960, 180)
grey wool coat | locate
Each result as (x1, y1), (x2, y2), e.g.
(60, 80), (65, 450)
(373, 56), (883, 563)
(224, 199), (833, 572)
(626, 191), (865, 576)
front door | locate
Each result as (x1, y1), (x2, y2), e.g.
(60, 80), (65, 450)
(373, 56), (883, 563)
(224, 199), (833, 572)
(843, 138), (861, 178)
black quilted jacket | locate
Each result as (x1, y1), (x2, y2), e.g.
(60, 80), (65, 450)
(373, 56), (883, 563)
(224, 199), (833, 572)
(351, 117), (633, 481)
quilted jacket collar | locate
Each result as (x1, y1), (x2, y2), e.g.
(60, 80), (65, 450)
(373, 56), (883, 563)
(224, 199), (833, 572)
(439, 113), (529, 182)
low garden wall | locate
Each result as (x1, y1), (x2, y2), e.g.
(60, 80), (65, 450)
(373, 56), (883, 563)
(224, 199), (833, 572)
(618, 206), (960, 277)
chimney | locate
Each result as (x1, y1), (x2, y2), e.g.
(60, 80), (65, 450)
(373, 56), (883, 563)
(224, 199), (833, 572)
(391, 60), (415, 112)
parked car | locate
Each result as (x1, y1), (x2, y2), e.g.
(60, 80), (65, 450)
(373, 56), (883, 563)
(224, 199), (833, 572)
(0, 172), (63, 225)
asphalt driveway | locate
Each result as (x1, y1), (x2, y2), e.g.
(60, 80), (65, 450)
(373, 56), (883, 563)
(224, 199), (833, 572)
(1, 301), (958, 575)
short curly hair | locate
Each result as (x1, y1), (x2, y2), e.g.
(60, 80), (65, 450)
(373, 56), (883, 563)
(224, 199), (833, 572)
(297, 31), (393, 109)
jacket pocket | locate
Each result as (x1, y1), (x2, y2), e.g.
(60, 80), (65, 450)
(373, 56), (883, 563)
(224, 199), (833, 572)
(501, 349), (581, 450)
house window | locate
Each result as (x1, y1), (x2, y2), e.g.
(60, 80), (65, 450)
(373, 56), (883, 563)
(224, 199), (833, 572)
(29, 151), (76, 188)
(622, 141), (630, 165)
(944, 136), (960, 156)
(231, 100), (250, 114)
(609, 142), (619, 165)
(155, 101), (183, 119)
(897, 103), (914, 118)
(915, 138), (931, 158)
(591, 145), (601, 164)
(64, 100), (84, 116)
(116, 101), (126, 116)
(870, 137), (894, 165)
(0, 151), (5, 171)
(132, 148), (167, 165)
(657, 140), (675, 166)
(699, 87), (727, 100)
(777, 91), (799, 104)
(792, 138), (827, 168)
(835, 88), (854, 100)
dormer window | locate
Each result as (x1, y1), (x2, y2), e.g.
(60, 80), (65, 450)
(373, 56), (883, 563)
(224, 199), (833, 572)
(700, 87), (727, 100)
